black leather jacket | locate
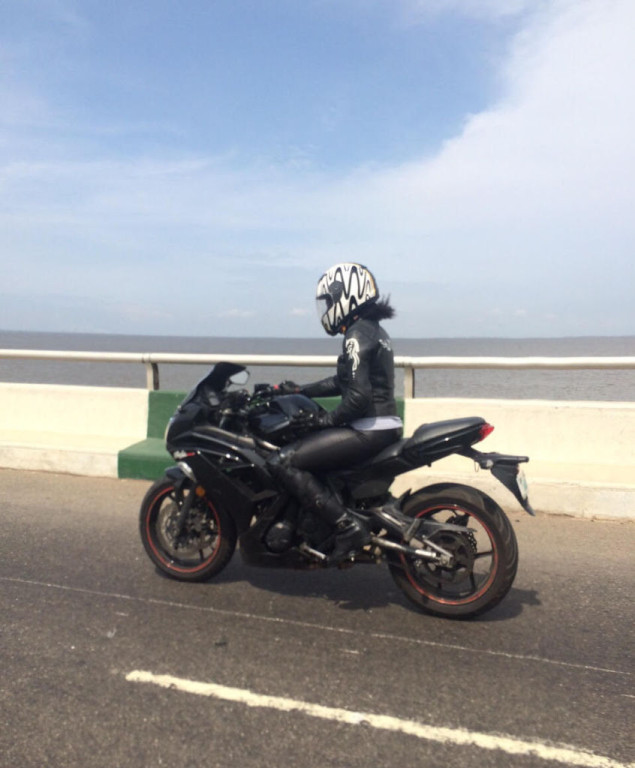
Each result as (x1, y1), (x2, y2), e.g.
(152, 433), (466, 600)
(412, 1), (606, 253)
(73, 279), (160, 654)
(301, 317), (397, 426)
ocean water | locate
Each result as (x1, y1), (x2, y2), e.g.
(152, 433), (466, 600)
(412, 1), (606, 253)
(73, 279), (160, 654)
(1, 330), (634, 401)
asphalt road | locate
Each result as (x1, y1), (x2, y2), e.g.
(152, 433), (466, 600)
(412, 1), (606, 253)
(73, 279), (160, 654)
(1, 469), (633, 768)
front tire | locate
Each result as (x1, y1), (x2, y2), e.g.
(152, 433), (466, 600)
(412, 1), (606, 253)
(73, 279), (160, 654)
(139, 475), (237, 582)
(388, 483), (518, 618)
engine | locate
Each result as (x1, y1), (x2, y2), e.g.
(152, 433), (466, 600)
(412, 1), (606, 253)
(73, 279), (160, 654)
(264, 521), (295, 553)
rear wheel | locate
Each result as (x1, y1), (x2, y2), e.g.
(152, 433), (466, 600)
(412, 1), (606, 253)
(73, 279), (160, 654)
(387, 483), (518, 618)
(139, 476), (237, 582)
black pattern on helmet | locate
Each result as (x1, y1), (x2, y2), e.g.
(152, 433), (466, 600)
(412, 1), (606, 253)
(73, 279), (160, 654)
(316, 263), (378, 335)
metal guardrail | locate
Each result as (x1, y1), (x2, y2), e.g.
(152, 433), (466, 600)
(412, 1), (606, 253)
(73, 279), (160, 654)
(2, 348), (634, 397)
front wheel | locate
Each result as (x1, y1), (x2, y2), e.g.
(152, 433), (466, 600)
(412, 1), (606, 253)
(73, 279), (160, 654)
(387, 484), (518, 618)
(139, 475), (237, 582)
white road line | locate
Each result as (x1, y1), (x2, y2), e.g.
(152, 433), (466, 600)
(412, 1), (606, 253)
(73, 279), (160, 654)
(1, 575), (631, 677)
(126, 670), (633, 768)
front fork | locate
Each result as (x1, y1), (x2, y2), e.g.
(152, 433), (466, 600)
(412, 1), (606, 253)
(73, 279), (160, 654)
(166, 464), (199, 540)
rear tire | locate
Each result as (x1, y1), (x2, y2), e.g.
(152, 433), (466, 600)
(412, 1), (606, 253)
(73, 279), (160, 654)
(387, 483), (518, 618)
(139, 476), (237, 582)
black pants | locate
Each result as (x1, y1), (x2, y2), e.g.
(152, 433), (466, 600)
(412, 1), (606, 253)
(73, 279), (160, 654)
(280, 426), (402, 473)
(268, 426), (402, 523)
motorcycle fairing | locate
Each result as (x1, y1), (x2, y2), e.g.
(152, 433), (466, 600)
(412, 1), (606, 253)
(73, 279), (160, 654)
(173, 425), (277, 532)
(176, 363), (248, 413)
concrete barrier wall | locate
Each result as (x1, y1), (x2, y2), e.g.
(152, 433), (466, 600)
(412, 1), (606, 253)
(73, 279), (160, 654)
(0, 383), (633, 519)
(391, 398), (635, 520)
(403, 398), (635, 470)
(0, 383), (149, 477)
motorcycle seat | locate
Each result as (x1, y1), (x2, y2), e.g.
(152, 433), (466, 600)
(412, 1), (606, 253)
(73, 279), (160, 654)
(358, 417), (487, 469)
(401, 417), (487, 464)
(406, 417), (486, 447)
(364, 438), (409, 465)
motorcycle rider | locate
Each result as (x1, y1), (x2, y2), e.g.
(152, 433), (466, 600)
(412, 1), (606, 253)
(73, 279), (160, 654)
(267, 263), (403, 565)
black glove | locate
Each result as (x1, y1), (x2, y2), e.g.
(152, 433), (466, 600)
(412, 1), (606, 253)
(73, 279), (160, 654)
(254, 383), (275, 396)
(276, 380), (301, 395)
(316, 411), (333, 428)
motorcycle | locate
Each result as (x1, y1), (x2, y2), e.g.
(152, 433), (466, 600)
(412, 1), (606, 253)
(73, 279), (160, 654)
(139, 362), (534, 619)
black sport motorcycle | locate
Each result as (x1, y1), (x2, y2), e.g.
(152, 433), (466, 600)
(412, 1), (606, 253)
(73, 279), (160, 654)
(139, 362), (534, 619)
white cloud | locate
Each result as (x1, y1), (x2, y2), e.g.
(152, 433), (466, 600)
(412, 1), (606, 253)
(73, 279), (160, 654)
(301, 0), (635, 281)
(2, 0), (634, 336)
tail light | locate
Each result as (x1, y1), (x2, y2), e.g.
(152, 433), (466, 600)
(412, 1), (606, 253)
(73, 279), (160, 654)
(479, 423), (495, 442)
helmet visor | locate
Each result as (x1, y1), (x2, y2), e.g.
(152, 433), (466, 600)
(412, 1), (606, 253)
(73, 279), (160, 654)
(317, 294), (340, 334)
(316, 294), (332, 321)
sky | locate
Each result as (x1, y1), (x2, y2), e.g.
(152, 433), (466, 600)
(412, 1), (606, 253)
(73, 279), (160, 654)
(1, 0), (634, 339)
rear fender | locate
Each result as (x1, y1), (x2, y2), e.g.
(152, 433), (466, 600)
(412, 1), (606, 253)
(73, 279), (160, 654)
(462, 448), (535, 516)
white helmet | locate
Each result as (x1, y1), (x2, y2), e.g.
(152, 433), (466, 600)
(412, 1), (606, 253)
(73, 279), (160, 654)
(316, 263), (378, 336)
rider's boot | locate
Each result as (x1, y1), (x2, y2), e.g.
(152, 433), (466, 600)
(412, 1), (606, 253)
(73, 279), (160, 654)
(328, 513), (371, 565)
(267, 455), (370, 564)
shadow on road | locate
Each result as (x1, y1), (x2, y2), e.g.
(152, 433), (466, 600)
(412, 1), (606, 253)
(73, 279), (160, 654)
(477, 587), (542, 622)
(160, 555), (542, 622)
